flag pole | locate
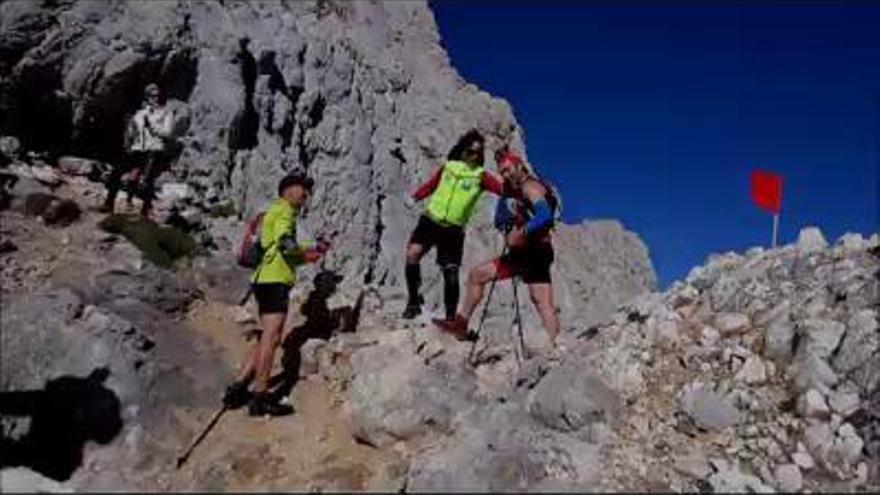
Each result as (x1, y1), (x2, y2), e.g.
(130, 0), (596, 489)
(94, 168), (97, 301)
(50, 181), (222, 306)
(771, 212), (779, 249)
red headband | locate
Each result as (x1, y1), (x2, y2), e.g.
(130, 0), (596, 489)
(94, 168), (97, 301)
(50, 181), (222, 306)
(497, 151), (524, 170)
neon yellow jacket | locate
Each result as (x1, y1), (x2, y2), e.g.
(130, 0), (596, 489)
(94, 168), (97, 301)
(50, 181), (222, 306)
(252, 198), (306, 286)
(425, 160), (486, 227)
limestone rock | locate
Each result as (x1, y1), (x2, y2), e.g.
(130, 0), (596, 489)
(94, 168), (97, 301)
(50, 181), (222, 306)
(527, 361), (620, 433)
(773, 464), (803, 492)
(0, 467), (74, 493)
(797, 318), (846, 360)
(797, 389), (831, 420)
(679, 383), (738, 431)
(791, 451), (815, 471)
(764, 320), (795, 364)
(707, 465), (775, 493)
(789, 352), (839, 395)
(672, 449), (711, 479)
(828, 388), (860, 418)
(347, 333), (475, 447)
(734, 356), (768, 385)
(57, 156), (109, 180)
(835, 233), (867, 252)
(714, 313), (750, 336)
(0, 135), (22, 158)
(797, 227), (828, 253)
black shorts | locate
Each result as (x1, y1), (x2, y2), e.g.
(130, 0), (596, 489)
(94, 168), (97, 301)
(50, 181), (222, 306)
(495, 242), (554, 284)
(252, 283), (291, 315)
(408, 215), (465, 267)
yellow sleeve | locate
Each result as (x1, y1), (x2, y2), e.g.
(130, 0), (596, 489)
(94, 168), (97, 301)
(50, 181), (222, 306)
(275, 206), (309, 265)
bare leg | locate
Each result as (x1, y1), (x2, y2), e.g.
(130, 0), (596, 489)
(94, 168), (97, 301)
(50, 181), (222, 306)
(251, 313), (286, 393)
(234, 338), (260, 384)
(527, 283), (560, 346)
(460, 260), (501, 321)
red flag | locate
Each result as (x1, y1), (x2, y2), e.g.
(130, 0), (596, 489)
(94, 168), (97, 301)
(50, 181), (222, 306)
(750, 170), (783, 214)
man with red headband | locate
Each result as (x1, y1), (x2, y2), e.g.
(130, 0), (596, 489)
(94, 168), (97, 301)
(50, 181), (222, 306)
(434, 149), (561, 349)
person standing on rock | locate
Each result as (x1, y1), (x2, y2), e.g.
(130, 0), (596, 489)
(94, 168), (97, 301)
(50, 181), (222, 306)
(223, 172), (329, 417)
(403, 129), (505, 321)
(435, 149), (561, 349)
(100, 83), (174, 217)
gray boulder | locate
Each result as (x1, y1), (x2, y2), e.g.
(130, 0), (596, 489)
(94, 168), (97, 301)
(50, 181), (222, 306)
(679, 383), (739, 431)
(764, 318), (796, 363)
(406, 401), (603, 492)
(346, 331), (476, 447)
(527, 362), (619, 435)
(796, 227), (828, 254)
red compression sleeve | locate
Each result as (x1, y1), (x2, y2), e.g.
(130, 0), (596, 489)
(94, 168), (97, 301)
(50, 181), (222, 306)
(481, 171), (505, 196)
(411, 166), (443, 200)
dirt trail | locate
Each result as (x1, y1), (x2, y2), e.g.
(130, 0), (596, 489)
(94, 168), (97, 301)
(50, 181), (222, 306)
(169, 301), (406, 491)
(1, 178), (406, 491)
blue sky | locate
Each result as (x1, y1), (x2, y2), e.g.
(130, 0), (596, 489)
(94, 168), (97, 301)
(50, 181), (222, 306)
(431, 1), (879, 287)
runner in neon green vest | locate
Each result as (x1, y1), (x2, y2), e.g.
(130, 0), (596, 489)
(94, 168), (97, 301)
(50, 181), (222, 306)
(403, 130), (504, 321)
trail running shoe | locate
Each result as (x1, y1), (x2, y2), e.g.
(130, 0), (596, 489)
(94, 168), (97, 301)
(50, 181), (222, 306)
(432, 315), (472, 341)
(248, 393), (294, 417)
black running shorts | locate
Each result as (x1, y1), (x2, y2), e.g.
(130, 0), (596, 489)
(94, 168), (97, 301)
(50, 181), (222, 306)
(253, 283), (292, 315)
(495, 242), (555, 284)
(408, 215), (465, 267)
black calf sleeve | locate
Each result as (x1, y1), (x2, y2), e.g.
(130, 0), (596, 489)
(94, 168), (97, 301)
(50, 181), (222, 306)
(442, 265), (460, 320)
(405, 263), (421, 306)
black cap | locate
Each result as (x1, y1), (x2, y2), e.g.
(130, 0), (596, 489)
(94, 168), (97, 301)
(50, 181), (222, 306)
(278, 172), (314, 196)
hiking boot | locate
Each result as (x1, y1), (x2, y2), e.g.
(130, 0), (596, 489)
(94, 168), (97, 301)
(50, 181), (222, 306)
(433, 315), (472, 341)
(222, 381), (250, 409)
(401, 295), (424, 320)
(248, 392), (294, 417)
(402, 303), (422, 319)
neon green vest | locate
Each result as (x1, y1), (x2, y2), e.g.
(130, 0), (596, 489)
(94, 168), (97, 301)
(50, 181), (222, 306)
(426, 160), (485, 227)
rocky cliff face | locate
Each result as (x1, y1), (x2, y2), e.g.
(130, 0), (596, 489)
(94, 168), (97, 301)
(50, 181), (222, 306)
(4, 2), (877, 494)
(0, 0), (655, 327)
(1, 1), (659, 490)
(334, 229), (879, 492)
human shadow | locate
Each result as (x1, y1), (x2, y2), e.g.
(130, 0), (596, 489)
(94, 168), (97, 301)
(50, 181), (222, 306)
(269, 270), (363, 400)
(0, 368), (123, 481)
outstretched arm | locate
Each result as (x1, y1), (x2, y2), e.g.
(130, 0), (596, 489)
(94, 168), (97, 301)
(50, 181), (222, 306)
(481, 171), (505, 196)
(411, 166), (443, 201)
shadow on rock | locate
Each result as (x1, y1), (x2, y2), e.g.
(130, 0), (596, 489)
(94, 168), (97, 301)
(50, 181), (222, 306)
(270, 270), (357, 399)
(0, 368), (123, 481)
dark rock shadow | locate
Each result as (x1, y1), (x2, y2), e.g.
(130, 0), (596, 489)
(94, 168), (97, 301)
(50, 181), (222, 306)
(0, 367), (123, 481)
(269, 269), (361, 400)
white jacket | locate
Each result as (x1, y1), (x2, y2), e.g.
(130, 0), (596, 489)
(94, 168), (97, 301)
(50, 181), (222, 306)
(128, 105), (173, 152)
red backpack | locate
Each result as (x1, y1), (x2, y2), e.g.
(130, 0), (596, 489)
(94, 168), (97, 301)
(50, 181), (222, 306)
(237, 212), (266, 269)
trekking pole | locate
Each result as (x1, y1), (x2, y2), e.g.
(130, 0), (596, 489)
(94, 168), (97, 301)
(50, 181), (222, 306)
(510, 274), (526, 369)
(466, 244), (508, 366)
(176, 404), (228, 469)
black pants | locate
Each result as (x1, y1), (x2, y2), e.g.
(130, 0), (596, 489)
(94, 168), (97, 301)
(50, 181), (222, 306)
(406, 215), (465, 320)
(104, 151), (168, 213)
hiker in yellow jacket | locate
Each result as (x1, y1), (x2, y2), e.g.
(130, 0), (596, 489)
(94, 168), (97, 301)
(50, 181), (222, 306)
(404, 129), (505, 323)
(224, 172), (328, 417)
